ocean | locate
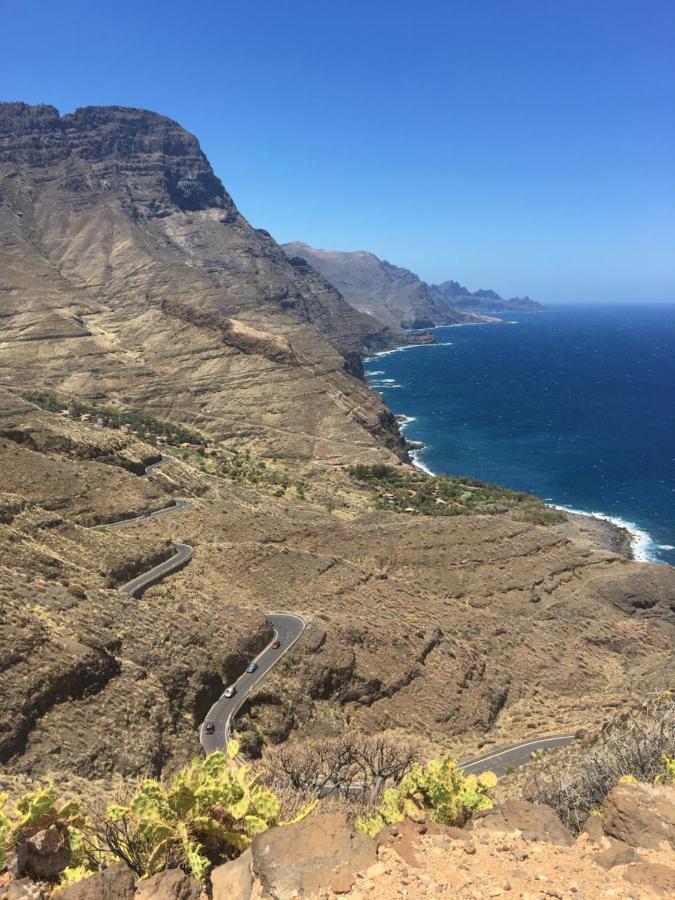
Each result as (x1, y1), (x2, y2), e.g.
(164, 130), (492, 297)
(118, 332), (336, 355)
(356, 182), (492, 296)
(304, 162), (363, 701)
(365, 303), (675, 565)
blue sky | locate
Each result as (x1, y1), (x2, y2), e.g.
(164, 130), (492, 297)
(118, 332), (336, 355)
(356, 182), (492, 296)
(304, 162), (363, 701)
(1, 0), (673, 303)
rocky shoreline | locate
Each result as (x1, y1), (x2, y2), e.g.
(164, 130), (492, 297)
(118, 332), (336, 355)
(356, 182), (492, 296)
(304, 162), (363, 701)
(565, 511), (635, 559)
(393, 419), (635, 559)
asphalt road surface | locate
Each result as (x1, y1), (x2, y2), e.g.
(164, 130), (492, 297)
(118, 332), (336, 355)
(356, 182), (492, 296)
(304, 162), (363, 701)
(199, 613), (306, 754)
(96, 498), (190, 530)
(143, 454), (170, 476)
(458, 734), (576, 777)
(120, 542), (193, 597)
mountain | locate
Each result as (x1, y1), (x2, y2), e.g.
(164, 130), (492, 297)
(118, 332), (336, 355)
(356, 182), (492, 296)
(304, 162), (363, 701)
(0, 103), (412, 464)
(431, 279), (546, 315)
(282, 242), (490, 330)
(1, 102), (673, 819)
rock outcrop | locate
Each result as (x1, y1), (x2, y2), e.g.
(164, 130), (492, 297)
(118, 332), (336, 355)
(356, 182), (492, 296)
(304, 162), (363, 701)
(468, 798), (574, 846)
(602, 782), (675, 850)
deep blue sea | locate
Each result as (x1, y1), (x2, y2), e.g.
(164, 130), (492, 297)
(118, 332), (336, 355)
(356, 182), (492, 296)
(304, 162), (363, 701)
(365, 304), (675, 565)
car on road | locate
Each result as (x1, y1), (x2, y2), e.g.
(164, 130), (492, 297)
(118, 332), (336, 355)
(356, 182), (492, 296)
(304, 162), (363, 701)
(204, 721), (215, 735)
(271, 640), (281, 649)
(224, 686), (236, 698)
(245, 662), (258, 673)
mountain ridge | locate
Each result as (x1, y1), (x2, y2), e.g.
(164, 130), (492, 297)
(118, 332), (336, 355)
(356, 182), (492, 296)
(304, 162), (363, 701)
(431, 278), (545, 315)
(283, 240), (545, 323)
(283, 241), (493, 330)
(0, 102), (416, 465)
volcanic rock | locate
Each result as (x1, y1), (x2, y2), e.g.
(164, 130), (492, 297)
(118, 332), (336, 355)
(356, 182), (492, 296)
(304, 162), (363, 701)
(602, 782), (675, 849)
(468, 799), (574, 846)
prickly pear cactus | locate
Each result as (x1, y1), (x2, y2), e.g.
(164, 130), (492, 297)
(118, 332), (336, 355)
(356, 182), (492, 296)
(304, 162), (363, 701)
(357, 756), (496, 836)
(0, 785), (90, 882)
(106, 742), (310, 880)
(654, 755), (675, 784)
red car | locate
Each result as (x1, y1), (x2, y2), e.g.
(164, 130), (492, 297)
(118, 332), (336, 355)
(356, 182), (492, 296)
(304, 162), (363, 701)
(271, 640), (281, 649)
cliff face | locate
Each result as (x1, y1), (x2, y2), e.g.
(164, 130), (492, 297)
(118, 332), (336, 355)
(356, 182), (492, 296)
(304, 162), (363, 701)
(0, 103), (406, 464)
(282, 242), (487, 329)
(431, 279), (545, 315)
(282, 240), (545, 323)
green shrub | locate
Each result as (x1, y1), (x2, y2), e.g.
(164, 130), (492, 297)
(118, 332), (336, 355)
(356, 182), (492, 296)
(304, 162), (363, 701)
(23, 392), (207, 449)
(517, 507), (566, 526)
(356, 756), (496, 836)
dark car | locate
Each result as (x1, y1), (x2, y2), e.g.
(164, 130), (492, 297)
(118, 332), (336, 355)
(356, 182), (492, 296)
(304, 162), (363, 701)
(271, 640), (281, 649)
(246, 662), (258, 673)
(204, 721), (215, 735)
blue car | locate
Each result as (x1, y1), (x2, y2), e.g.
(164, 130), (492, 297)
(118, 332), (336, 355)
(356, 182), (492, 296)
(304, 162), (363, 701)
(245, 662), (258, 673)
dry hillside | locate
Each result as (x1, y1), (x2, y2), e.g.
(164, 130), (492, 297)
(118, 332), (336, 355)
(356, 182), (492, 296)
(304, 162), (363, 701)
(0, 103), (673, 796)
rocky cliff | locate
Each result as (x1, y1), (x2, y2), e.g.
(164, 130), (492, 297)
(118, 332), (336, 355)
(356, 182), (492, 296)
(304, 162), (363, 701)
(0, 103), (412, 464)
(282, 241), (489, 329)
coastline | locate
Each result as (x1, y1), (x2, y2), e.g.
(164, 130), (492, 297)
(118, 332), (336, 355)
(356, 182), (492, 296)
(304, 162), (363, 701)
(401, 427), (654, 563)
(365, 314), (670, 567)
(563, 511), (635, 560)
(550, 504), (659, 563)
(404, 438), (646, 562)
(364, 320), (495, 364)
(369, 376), (661, 566)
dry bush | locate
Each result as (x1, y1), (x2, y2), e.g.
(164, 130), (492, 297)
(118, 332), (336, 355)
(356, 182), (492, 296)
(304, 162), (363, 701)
(257, 731), (421, 803)
(273, 784), (377, 826)
(531, 695), (675, 832)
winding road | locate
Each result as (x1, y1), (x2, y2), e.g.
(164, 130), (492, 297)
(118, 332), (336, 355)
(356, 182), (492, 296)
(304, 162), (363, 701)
(99, 498), (191, 530)
(100, 452), (575, 773)
(199, 613), (307, 755)
(120, 542), (193, 596)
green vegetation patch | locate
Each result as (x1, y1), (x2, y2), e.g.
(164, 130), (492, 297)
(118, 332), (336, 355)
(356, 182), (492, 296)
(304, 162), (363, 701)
(23, 391), (297, 495)
(24, 391), (207, 447)
(348, 463), (566, 523)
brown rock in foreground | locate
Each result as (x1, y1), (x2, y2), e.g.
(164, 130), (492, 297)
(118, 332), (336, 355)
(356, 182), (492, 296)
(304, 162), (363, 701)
(467, 798), (574, 846)
(251, 812), (376, 898)
(133, 869), (201, 899)
(210, 849), (253, 900)
(594, 838), (638, 869)
(622, 861), (675, 895)
(55, 863), (135, 899)
(602, 782), (675, 850)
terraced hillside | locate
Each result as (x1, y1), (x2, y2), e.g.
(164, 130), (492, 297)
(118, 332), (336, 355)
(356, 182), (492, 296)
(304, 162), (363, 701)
(0, 390), (673, 791)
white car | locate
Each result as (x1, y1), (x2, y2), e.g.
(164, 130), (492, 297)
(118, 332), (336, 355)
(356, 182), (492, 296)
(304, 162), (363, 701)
(224, 686), (236, 699)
